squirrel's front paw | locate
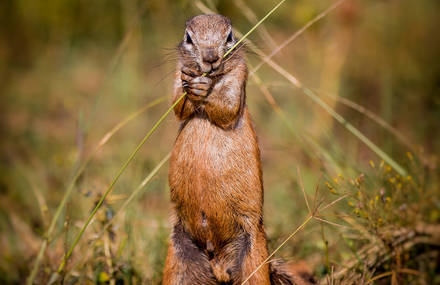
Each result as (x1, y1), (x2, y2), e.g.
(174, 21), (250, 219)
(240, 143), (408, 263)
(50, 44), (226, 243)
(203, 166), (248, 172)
(181, 66), (212, 102)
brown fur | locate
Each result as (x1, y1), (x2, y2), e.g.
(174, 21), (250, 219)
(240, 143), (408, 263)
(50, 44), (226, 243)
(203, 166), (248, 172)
(163, 14), (315, 285)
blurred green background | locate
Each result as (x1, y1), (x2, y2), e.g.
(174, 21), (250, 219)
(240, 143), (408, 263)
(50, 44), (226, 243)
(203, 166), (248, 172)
(1, 0), (439, 284)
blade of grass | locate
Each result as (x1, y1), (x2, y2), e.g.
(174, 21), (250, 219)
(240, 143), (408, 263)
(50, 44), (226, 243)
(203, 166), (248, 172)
(55, 0), (288, 273)
(98, 96), (167, 147)
(366, 271), (394, 284)
(341, 234), (364, 266)
(26, 96), (166, 284)
(319, 194), (349, 212)
(301, 87), (407, 176)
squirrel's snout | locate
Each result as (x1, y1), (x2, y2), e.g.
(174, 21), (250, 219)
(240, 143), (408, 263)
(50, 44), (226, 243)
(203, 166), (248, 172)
(202, 48), (219, 63)
(201, 48), (222, 73)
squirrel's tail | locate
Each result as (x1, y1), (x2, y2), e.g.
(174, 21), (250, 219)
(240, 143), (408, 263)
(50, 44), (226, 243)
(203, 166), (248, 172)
(269, 260), (317, 285)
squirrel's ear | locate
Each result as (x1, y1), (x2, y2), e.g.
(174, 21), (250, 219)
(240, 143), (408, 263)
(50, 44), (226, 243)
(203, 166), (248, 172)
(227, 31), (234, 43)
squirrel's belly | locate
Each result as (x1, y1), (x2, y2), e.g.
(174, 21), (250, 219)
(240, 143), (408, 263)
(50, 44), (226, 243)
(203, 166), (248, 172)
(169, 116), (263, 243)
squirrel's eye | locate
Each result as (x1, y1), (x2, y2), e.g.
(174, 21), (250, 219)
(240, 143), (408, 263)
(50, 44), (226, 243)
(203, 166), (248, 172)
(186, 33), (193, 44)
(226, 31), (233, 43)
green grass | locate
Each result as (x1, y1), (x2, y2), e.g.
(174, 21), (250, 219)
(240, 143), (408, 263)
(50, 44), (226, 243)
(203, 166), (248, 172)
(1, 0), (439, 284)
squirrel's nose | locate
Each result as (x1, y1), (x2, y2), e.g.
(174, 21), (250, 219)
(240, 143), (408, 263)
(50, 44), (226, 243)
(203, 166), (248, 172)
(203, 49), (220, 64)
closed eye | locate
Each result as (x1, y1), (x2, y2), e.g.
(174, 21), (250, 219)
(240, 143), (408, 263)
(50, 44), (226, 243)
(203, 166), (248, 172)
(227, 31), (233, 43)
(186, 32), (193, 44)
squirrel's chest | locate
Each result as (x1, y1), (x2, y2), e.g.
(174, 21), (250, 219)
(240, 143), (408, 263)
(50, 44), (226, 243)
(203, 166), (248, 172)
(170, 116), (259, 198)
(169, 117), (244, 197)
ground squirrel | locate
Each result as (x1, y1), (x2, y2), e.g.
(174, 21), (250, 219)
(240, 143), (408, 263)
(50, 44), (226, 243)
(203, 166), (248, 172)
(163, 14), (316, 285)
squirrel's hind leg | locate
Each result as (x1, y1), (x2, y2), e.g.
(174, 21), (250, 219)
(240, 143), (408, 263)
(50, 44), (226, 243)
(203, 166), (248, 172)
(234, 229), (271, 285)
(162, 223), (217, 285)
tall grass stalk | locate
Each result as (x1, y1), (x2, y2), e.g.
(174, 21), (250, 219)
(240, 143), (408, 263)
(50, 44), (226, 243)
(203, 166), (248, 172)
(197, 1), (407, 176)
(26, 97), (166, 284)
(55, 0), (288, 273)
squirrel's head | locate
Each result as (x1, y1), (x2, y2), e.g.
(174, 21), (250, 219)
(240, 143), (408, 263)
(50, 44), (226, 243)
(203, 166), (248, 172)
(180, 14), (236, 74)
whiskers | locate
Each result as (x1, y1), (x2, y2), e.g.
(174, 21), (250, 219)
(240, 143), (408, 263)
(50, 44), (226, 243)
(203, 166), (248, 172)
(147, 46), (181, 88)
(155, 46), (181, 67)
